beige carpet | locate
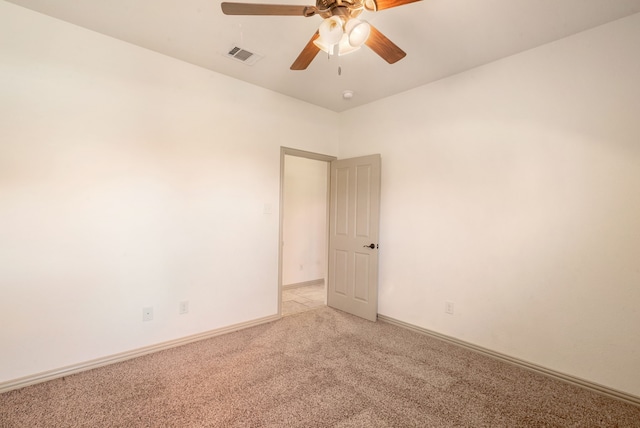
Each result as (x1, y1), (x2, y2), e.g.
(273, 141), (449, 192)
(1, 307), (638, 427)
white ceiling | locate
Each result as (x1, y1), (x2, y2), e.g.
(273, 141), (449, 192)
(6, 0), (640, 112)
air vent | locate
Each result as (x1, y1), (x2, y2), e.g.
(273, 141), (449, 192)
(226, 46), (263, 66)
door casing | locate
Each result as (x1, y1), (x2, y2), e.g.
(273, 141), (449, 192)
(278, 147), (335, 316)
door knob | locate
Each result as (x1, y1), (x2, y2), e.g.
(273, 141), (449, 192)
(363, 243), (376, 249)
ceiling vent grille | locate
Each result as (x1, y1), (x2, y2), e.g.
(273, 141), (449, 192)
(226, 46), (263, 66)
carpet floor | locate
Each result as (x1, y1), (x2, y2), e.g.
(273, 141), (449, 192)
(1, 307), (639, 427)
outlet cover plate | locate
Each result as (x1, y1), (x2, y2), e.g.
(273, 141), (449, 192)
(179, 301), (189, 315)
(445, 301), (454, 315)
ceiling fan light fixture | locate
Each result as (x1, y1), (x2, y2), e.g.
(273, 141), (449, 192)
(337, 34), (361, 56)
(345, 19), (371, 48)
(314, 34), (362, 56)
(312, 38), (329, 53)
(318, 16), (344, 47)
(314, 18), (370, 57)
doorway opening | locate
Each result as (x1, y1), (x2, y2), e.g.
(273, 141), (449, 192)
(279, 148), (336, 316)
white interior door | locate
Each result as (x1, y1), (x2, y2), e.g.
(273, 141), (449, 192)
(327, 154), (381, 322)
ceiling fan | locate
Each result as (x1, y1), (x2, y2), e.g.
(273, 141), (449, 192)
(221, 0), (421, 70)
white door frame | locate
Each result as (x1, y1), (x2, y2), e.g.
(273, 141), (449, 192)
(278, 147), (336, 316)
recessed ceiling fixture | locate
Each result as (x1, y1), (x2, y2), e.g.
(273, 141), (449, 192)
(342, 90), (354, 100)
(221, 0), (422, 70)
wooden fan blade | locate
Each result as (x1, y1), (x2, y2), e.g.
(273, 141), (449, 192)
(364, 0), (421, 12)
(290, 31), (321, 70)
(365, 25), (406, 64)
(221, 2), (317, 16)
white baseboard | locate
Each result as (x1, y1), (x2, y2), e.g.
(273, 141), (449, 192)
(377, 314), (640, 407)
(282, 278), (324, 290)
(0, 313), (281, 394)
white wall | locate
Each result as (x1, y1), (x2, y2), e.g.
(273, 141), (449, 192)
(0, 2), (339, 383)
(282, 156), (327, 286)
(339, 13), (640, 396)
(3, 1), (640, 399)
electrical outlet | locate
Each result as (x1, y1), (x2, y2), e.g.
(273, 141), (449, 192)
(445, 301), (454, 315)
(179, 301), (189, 315)
(143, 307), (153, 321)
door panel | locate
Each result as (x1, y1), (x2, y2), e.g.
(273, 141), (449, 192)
(356, 165), (372, 237)
(354, 252), (370, 301)
(335, 167), (350, 236)
(328, 154), (381, 321)
(334, 250), (349, 296)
